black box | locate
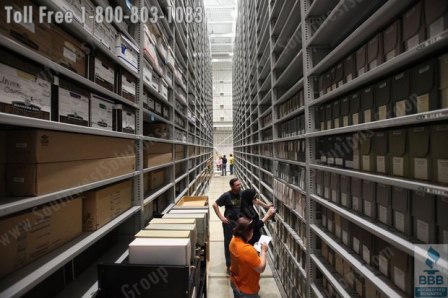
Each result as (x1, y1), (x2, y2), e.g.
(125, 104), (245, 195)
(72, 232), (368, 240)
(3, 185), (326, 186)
(402, 2), (426, 51)
(344, 54), (356, 82)
(391, 70), (411, 117)
(383, 20), (402, 61)
(361, 86), (374, 123)
(411, 59), (439, 114)
(375, 79), (391, 121)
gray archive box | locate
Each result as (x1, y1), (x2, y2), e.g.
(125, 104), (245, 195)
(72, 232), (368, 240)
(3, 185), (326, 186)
(356, 44), (367, 76)
(360, 132), (375, 172)
(351, 177), (362, 213)
(391, 70), (411, 117)
(412, 191), (437, 244)
(383, 19), (402, 62)
(437, 196), (448, 243)
(333, 100), (341, 129)
(424, 0), (448, 38)
(350, 92), (361, 125)
(361, 86), (374, 123)
(341, 96), (350, 127)
(430, 124), (448, 185)
(344, 53), (356, 83)
(376, 183), (392, 226)
(375, 79), (391, 121)
(330, 173), (340, 204)
(388, 128), (410, 178)
(324, 171), (331, 200)
(402, 2), (426, 51)
(411, 59), (439, 114)
(340, 175), (351, 208)
(409, 126), (431, 181)
(374, 131), (389, 175)
(392, 187), (412, 235)
(335, 62), (344, 88)
(362, 180), (376, 219)
(367, 33), (383, 70)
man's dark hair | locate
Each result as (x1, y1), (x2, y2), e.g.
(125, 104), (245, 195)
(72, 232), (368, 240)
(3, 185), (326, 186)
(229, 178), (239, 187)
(233, 217), (254, 242)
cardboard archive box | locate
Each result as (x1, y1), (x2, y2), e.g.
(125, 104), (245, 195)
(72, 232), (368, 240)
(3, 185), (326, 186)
(341, 96), (351, 127)
(162, 213), (208, 243)
(351, 177), (362, 213)
(344, 53), (356, 82)
(120, 70), (137, 103)
(402, 2), (426, 51)
(0, 198), (82, 278)
(367, 33), (384, 70)
(361, 86), (374, 123)
(144, 223), (198, 246)
(383, 20), (402, 61)
(113, 104), (136, 134)
(56, 79), (90, 127)
(391, 187), (412, 235)
(362, 180), (376, 219)
(409, 126), (431, 181)
(390, 246), (413, 295)
(323, 171), (331, 200)
(376, 183), (392, 226)
(340, 175), (351, 208)
(90, 94), (114, 131)
(333, 100), (341, 129)
(315, 170), (323, 197)
(91, 52), (115, 92)
(424, 0), (448, 38)
(430, 124), (448, 184)
(356, 45), (367, 76)
(360, 132), (375, 172)
(83, 180), (132, 231)
(412, 191), (437, 244)
(374, 130), (389, 174)
(411, 59), (439, 114)
(375, 79), (391, 121)
(129, 238), (191, 266)
(388, 128), (410, 177)
(330, 173), (340, 204)
(436, 196), (448, 243)
(391, 71), (411, 117)
(143, 142), (172, 167)
(176, 196), (209, 207)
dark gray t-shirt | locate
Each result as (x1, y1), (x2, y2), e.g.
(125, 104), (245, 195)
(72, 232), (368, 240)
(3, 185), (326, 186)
(216, 191), (240, 220)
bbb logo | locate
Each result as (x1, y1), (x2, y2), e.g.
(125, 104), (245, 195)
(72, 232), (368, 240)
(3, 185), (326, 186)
(419, 246), (444, 286)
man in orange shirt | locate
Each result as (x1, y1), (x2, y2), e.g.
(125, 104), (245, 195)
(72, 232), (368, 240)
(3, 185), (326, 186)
(229, 217), (268, 297)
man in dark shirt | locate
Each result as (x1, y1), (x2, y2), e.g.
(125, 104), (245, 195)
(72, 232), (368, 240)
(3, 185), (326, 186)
(221, 155), (228, 176)
(213, 178), (241, 273)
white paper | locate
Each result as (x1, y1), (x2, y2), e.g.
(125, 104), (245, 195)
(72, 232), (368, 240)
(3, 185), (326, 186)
(376, 156), (386, 173)
(394, 266), (406, 291)
(324, 187), (330, 199)
(331, 190), (337, 202)
(395, 100), (407, 117)
(393, 157), (404, 176)
(364, 201), (372, 217)
(362, 155), (371, 171)
(364, 110), (371, 123)
(254, 235), (272, 253)
(379, 255), (389, 277)
(378, 105), (388, 120)
(417, 94), (430, 113)
(437, 159), (448, 183)
(379, 206), (388, 224)
(416, 219), (429, 243)
(122, 111), (136, 131)
(334, 118), (340, 128)
(122, 77), (136, 96)
(363, 245), (371, 264)
(414, 158), (428, 180)
(394, 212), (405, 232)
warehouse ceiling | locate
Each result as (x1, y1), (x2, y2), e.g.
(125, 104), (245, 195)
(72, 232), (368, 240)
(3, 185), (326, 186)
(204, 0), (237, 63)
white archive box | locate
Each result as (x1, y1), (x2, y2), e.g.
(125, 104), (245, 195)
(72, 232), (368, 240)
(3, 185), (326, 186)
(90, 94), (114, 130)
(58, 87), (89, 126)
(115, 34), (139, 73)
(145, 223), (198, 246)
(143, 60), (153, 87)
(52, 0), (94, 34)
(159, 79), (168, 100)
(135, 230), (194, 261)
(129, 238), (191, 266)
(162, 213), (208, 242)
(94, 21), (117, 52)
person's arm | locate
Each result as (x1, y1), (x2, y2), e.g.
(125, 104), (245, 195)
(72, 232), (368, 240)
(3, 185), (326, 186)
(255, 198), (273, 209)
(213, 201), (229, 224)
(253, 243), (268, 273)
(261, 207), (276, 223)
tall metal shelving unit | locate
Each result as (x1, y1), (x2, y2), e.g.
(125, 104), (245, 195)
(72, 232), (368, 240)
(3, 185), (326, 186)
(234, 0), (448, 297)
(0, 0), (213, 296)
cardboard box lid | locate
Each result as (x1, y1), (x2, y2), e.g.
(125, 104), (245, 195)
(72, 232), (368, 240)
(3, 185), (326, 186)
(374, 131), (388, 155)
(431, 124), (448, 158)
(177, 196), (209, 207)
(335, 63), (344, 82)
(375, 79), (391, 106)
(150, 218), (196, 225)
(130, 237), (190, 247)
(350, 92), (361, 112)
(388, 129), (407, 156)
(367, 33), (382, 63)
(437, 196), (448, 228)
(411, 59), (437, 95)
(376, 183), (392, 206)
(359, 133), (373, 155)
(325, 104), (332, 121)
(361, 86), (374, 110)
(351, 177), (362, 197)
(355, 45), (367, 70)
(392, 187), (411, 212)
(344, 54), (356, 75)
(409, 126), (430, 157)
(383, 19), (401, 54)
(391, 71), (410, 102)
(340, 175), (351, 194)
(163, 213), (206, 220)
(135, 230), (191, 238)
(332, 100), (341, 117)
(168, 209), (208, 214)
(412, 191), (436, 220)
(425, 0), (448, 26)
(145, 223), (196, 231)
(341, 97), (350, 116)
(403, 2), (424, 41)
(362, 180), (376, 202)
(330, 173), (340, 189)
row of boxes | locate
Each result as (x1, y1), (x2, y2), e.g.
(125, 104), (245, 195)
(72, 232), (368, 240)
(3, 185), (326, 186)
(275, 140), (306, 162)
(175, 128), (188, 143)
(316, 54), (448, 131)
(274, 162), (306, 189)
(143, 60), (169, 102)
(0, 179), (132, 278)
(316, 171), (448, 244)
(316, 123), (448, 185)
(142, 141), (172, 168)
(274, 179), (306, 219)
(261, 112), (273, 128)
(277, 89), (305, 120)
(277, 114), (305, 138)
(316, 0), (448, 99)
(143, 169), (166, 196)
(260, 144), (272, 157)
(320, 206), (415, 296)
(143, 121), (171, 139)
(262, 128), (273, 141)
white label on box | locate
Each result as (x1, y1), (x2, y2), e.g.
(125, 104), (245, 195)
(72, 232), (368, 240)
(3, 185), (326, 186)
(327, 120), (332, 129)
(417, 219), (429, 243)
(331, 190), (337, 202)
(379, 255), (389, 277)
(320, 122), (325, 130)
(122, 78), (136, 96)
(346, 160), (354, 169)
(90, 95), (113, 130)
(379, 205), (388, 224)
(406, 34), (420, 50)
(334, 118), (340, 128)
(377, 156), (386, 173)
(335, 224), (341, 238)
(386, 50), (396, 61)
(338, 81), (344, 87)
(414, 158), (428, 180)
(346, 74), (353, 82)
(379, 105), (388, 120)
(321, 156), (327, 163)
(369, 60), (378, 69)
(363, 245), (371, 264)
(394, 211), (405, 232)
(352, 113), (359, 125)
(394, 266), (406, 291)
(13, 177), (24, 183)
(63, 47), (77, 63)
(417, 94), (430, 113)
(59, 88), (89, 121)
(95, 58), (114, 84)
(332, 83), (337, 90)
(353, 196), (360, 211)
(0, 64), (51, 112)
(358, 67), (365, 75)
(324, 187), (330, 199)
(362, 155), (371, 171)
(341, 193), (348, 206)
(364, 201), (372, 217)
(342, 230), (348, 245)
(437, 159), (448, 183)
(396, 100), (407, 117)
(328, 219), (333, 232)
(343, 116), (349, 127)
(393, 157), (404, 176)
(353, 237), (360, 254)
(429, 18), (445, 38)
(317, 185), (322, 196)
(336, 158), (343, 166)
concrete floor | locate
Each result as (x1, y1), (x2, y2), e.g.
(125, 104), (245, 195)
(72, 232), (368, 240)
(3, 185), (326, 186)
(205, 173), (283, 297)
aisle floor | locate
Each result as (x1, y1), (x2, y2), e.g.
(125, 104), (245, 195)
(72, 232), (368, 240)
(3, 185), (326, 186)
(205, 173), (283, 297)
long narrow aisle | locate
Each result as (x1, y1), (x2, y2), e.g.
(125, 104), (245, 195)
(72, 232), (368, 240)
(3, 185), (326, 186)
(205, 174), (283, 297)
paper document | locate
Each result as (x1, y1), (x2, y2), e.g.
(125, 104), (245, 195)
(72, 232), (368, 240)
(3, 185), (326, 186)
(254, 235), (272, 253)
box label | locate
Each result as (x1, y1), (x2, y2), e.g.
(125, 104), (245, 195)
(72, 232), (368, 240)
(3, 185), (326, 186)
(331, 190), (337, 202)
(386, 50), (397, 61)
(417, 94), (430, 113)
(417, 219), (429, 243)
(394, 211), (405, 232)
(364, 201), (372, 217)
(379, 255), (389, 277)
(379, 105), (388, 120)
(343, 116), (349, 127)
(396, 100), (408, 117)
(335, 224), (341, 238)
(335, 158), (343, 166)
(379, 205), (388, 224)
(341, 193), (348, 206)
(327, 120), (332, 130)
(393, 157), (404, 176)
(122, 111), (136, 131)
(362, 155), (371, 171)
(334, 118), (340, 128)
(353, 237), (360, 254)
(353, 196), (360, 211)
(63, 47), (77, 63)
(414, 244), (448, 297)
(346, 74), (353, 82)
(328, 157), (335, 165)
(324, 187), (330, 199)
(363, 245), (371, 264)
(352, 113), (359, 125)
(317, 184), (322, 196)
(377, 156), (386, 173)
(342, 230), (348, 245)
(364, 110), (371, 123)
(394, 266), (406, 291)
(437, 159), (448, 184)
(406, 34), (420, 50)
(414, 158), (429, 180)
(429, 18), (445, 38)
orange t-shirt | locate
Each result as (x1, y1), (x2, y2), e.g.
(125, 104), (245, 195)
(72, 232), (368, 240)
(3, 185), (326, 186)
(229, 236), (261, 294)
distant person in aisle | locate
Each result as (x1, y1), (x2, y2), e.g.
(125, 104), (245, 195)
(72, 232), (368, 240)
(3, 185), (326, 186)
(229, 217), (268, 297)
(222, 155), (228, 176)
(240, 189), (276, 245)
(216, 156), (222, 172)
(229, 154), (235, 175)
(213, 178), (242, 273)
